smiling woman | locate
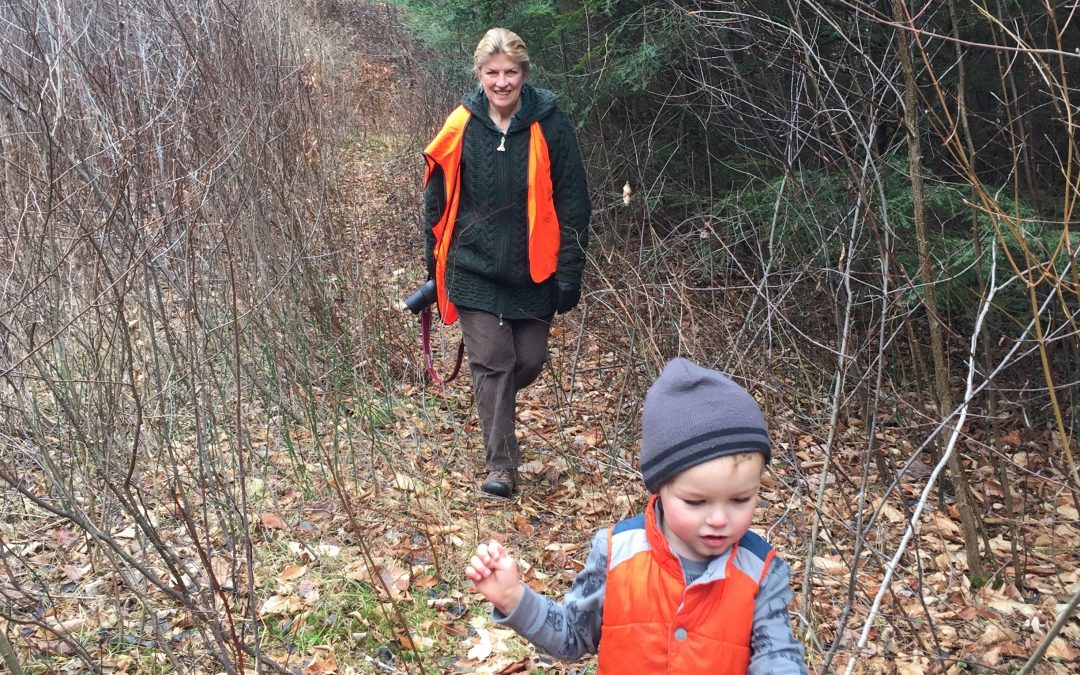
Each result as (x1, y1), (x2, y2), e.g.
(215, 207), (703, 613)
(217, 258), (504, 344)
(420, 27), (591, 499)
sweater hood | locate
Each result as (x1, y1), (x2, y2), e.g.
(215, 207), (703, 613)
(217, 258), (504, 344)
(463, 83), (557, 133)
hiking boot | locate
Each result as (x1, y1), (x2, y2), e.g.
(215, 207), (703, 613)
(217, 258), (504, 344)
(481, 469), (516, 498)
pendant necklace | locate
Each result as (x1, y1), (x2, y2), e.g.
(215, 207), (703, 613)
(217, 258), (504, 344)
(497, 133), (506, 152)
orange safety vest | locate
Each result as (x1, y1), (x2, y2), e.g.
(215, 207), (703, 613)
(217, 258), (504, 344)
(422, 105), (560, 325)
(597, 495), (775, 674)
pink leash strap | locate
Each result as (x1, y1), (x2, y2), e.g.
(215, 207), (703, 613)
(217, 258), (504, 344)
(420, 307), (464, 384)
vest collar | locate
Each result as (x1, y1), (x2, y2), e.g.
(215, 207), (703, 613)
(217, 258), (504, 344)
(647, 494), (735, 585)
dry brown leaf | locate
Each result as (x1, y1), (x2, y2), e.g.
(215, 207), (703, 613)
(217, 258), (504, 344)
(513, 515), (535, 536)
(302, 648), (339, 674)
(812, 555), (849, 576)
(298, 578), (319, 601)
(977, 645), (1002, 667)
(279, 564), (307, 581)
(258, 594), (302, 616)
(62, 563), (91, 583)
(261, 512), (287, 530)
(1046, 638), (1079, 662)
(379, 564), (410, 598)
(518, 460), (546, 476)
(1056, 504), (1079, 519)
(929, 512), (960, 536)
(582, 427), (602, 447)
(496, 657), (533, 674)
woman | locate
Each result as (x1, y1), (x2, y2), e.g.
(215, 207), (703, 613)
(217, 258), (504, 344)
(422, 27), (591, 498)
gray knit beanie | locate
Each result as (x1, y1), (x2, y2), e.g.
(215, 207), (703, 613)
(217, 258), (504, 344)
(640, 358), (771, 492)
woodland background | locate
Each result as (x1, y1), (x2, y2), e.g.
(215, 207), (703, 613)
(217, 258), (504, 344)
(1, 0), (1079, 673)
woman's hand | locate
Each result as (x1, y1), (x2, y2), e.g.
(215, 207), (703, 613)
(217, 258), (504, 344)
(555, 281), (581, 314)
(464, 540), (524, 615)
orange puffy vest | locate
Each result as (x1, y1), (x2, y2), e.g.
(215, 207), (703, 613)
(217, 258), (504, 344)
(597, 495), (775, 674)
(423, 105), (561, 325)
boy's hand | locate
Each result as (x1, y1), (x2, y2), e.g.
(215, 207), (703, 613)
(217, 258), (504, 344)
(464, 540), (524, 615)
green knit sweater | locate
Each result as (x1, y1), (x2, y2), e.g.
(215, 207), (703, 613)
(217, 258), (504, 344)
(424, 84), (591, 320)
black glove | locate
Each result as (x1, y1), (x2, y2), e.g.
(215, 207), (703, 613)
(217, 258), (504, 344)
(555, 281), (581, 314)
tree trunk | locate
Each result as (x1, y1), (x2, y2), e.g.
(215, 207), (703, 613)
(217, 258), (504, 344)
(890, 0), (986, 581)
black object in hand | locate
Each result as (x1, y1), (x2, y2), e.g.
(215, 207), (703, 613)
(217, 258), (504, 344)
(555, 281), (581, 314)
(404, 279), (437, 314)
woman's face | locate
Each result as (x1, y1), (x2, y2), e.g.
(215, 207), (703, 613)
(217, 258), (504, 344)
(478, 53), (524, 119)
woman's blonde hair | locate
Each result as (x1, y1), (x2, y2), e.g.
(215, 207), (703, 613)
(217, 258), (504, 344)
(473, 27), (530, 77)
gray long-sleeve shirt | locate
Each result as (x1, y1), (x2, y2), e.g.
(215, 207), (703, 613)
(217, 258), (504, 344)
(494, 525), (808, 673)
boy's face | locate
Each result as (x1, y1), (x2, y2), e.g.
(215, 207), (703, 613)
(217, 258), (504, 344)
(657, 453), (763, 561)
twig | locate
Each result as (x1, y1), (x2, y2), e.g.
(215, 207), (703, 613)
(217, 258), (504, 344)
(1017, 581), (1080, 675)
(844, 227), (1000, 675)
(0, 628), (25, 675)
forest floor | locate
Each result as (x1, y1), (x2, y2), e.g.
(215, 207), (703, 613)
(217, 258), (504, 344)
(6, 3), (1080, 675)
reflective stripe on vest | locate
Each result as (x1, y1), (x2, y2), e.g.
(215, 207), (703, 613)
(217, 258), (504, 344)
(597, 495), (774, 674)
(423, 105), (560, 325)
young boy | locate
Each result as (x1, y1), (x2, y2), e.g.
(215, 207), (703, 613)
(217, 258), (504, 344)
(464, 358), (807, 673)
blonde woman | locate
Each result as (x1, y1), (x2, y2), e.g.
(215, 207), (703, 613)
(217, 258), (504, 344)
(422, 28), (591, 498)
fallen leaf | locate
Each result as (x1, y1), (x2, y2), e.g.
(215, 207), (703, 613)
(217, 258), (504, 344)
(379, 564), (410, 598)
(280, 564), (307, 581)
(812, 556), (848, 576)
(298, 578), (319, 601)
(1056, 504), (1079, 519)
(496, 657), (533, 674)
(1000, 429), (1021, 446)
(582, 427), (602, 447)
(467, 627), (492, 661)
(62, 563), (92, 583)
(513, 515), (535, 536)
(518, 460), (545, 476)
(302, 648), (339, 674)
(1046, 638), (1078, 662)
(258, 594), (301, 616)
(978, 645), (1002, 667)
(261, 512), (287, 530)
(929, 512), (960, 536)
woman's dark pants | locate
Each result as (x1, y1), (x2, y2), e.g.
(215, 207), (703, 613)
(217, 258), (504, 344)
(457, 308), (551, 472)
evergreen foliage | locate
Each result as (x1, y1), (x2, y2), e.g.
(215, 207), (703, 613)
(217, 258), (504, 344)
(394, 0), (1078, 372)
